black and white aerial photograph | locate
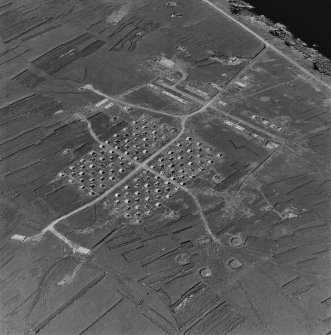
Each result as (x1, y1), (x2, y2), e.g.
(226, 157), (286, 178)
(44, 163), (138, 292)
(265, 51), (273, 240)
(0, 0), (330, 334)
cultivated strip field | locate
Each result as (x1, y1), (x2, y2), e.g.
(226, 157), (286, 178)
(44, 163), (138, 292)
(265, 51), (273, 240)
(0, 0), (330, 334)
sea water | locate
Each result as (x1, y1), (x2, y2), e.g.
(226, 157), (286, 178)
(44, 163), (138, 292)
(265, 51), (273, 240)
(247, 0), (331, 59)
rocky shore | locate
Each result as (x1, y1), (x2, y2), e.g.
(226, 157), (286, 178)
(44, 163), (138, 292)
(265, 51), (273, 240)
(228, 0), (331, 76)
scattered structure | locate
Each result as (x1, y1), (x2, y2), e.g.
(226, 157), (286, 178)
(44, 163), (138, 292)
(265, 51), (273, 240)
(183, 84), (210, 100)
(246, 112), (283, 132)
(157, 56), (176, 69)
(166, 1), (177, 7)
(103, 170), (178, 224)
(222, 118), (279, 150)
(149, 135), (219, 185)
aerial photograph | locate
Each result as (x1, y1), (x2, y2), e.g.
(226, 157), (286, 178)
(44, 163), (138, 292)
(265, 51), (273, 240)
(0, 0), (330, 334)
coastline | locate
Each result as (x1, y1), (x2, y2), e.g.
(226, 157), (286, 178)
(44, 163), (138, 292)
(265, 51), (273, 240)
(233, 0), (331, 60)
(208, 0), (331, 89)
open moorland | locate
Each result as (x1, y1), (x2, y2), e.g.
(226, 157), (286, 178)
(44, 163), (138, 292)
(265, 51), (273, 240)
(0, 0), (330, 334)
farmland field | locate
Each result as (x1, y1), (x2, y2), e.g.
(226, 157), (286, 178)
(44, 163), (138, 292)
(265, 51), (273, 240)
(0, 0), (330, 334)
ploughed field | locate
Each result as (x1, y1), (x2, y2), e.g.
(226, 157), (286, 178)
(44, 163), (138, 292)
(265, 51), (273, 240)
(0, 0), (330, 335)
